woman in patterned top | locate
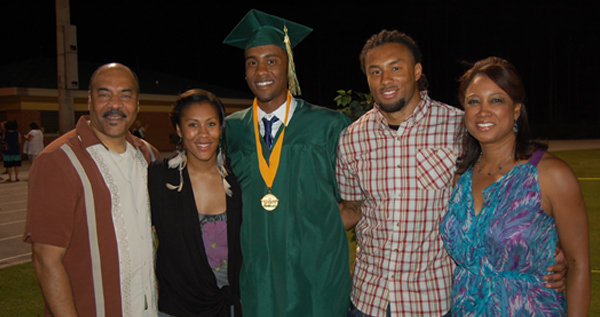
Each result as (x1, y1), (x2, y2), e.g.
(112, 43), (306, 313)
(440, 57), (590, 316)
(148, 89), (243, 316)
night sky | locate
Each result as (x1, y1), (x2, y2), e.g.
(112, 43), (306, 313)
(2, 2), (598, 138)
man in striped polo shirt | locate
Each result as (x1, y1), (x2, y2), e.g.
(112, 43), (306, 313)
(24, 63), (159, 317)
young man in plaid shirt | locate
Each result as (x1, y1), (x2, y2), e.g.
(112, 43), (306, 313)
(337, 30), (567, 317)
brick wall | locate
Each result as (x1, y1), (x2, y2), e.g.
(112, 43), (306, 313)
(135, 111), (176, 152)
(1, 98), (250, 153)
(18, 110), (41, 134)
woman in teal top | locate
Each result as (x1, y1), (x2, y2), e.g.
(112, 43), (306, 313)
(440, 57), (590, 316)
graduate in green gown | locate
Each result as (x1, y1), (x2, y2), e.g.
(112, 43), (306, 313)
(223, 9), (351, 317)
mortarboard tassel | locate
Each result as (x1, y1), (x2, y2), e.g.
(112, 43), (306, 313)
(283, 25), (301, 96)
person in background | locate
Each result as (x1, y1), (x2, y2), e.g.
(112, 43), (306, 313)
(2, 120), (22, 182)
(223, 9), (351, 316)
(24, 122), (45, 167)
(149, 89), (243, 316)
(440, 56), (590, 316)
(132, 120), (148, 139)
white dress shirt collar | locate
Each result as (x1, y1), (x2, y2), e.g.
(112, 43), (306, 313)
(257, 95), (297, 137)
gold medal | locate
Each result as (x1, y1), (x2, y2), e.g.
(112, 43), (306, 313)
(260, 192), (279, 211)
(253, 93), (291, 211)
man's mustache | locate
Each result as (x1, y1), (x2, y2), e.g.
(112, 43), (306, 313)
(102, 109), (127, 118)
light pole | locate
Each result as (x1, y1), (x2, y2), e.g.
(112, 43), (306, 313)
(56, 0), (78, 134)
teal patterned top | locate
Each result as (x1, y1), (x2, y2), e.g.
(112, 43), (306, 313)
(440, 151), (566, 316)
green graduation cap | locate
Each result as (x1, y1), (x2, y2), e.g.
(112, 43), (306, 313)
(223, 9), (313, 96)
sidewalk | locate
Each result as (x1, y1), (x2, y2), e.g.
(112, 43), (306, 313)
(0, 160), (31, 268)
(0, 152), (174, 269)
(1, 143), (598, 268)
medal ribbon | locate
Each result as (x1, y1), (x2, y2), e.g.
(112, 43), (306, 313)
(253, 92), (291, 189)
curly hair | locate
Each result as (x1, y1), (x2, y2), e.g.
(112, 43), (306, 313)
(359, 29), (428, 91)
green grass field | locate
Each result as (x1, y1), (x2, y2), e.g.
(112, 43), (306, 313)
(553, 149), (600, 316)
(1, 149), (598, 316)
(0, 262), (44, 316)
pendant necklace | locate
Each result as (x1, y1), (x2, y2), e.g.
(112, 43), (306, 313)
(476, 152), (514, 176)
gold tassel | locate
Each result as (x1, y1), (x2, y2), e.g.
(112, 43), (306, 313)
(283, 25), (301, 96)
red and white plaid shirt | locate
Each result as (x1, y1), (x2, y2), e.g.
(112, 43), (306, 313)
(337, 92), (463, 316)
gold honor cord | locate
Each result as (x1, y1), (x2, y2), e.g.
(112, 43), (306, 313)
(253, 92), (291, 211)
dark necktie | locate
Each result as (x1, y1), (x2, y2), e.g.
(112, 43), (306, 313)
(262, 116), (279, 148)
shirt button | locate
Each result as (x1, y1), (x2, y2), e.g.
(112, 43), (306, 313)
(396, 222), (401, 227)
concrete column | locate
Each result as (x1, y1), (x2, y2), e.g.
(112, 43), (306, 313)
(56, 0), (77, 134)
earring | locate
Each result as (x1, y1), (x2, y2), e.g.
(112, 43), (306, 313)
(166, 137), (187, 192)
(513, 121), (519, 134)
(215, 137), (232, 196)
(217, 140), (224, 169)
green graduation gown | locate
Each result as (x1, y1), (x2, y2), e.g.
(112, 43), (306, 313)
(226, 99), (352, 317)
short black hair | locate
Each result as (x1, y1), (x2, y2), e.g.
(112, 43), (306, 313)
(5, 120), (18, 130)
(360, 30), (422, 72)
